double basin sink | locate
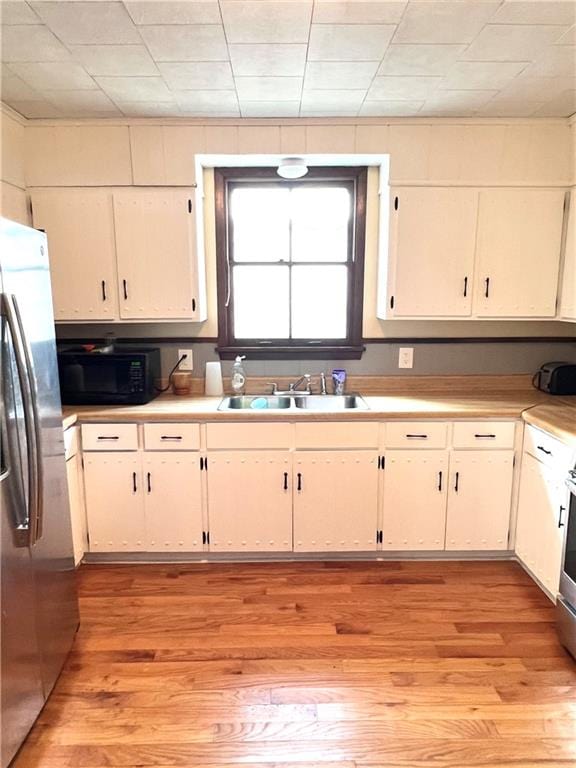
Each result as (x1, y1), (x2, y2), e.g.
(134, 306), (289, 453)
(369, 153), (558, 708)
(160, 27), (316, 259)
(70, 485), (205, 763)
(218, 394), (369, 411)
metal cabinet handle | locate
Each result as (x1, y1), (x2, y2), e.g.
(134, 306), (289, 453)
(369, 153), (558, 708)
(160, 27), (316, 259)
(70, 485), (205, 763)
(132, 472), (137, 493)
(406, 434), (428, 439)
(97, 435), (119, 441)
(559, 505), (566, 528)
(463, 276), (468, 297)
(101, 280), (107, 302)
(475, 434), (496, 439)
(160, 435), (182, 441)
(297, 472), (302, 492)
(438, 471), (443, 492)
(147, 472), (151, 493)
(123, 279), (128, 300)
(454, 472), (460, 493)
(484, 277), (490, 298)
(283, 472), (288, 491)
(537, 445), (552, 455)
(1, 293), (41, 545)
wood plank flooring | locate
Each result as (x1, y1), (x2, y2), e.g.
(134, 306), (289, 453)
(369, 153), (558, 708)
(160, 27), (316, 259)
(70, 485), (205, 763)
(14, 560), (576, 768)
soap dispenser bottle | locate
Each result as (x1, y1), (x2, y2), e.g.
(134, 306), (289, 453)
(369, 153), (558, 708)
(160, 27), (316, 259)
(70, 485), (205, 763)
(231, 355), (246, 395)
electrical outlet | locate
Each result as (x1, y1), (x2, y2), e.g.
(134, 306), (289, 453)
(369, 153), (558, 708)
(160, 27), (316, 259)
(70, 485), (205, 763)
(178, 349), (193, 371)
(398, 347), (414, 369)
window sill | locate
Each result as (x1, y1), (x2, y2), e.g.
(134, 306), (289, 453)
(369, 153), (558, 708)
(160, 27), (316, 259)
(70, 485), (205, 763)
(216, 345), (366, 360)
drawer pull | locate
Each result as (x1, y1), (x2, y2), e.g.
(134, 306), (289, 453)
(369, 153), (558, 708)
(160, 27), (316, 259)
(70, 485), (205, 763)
(297, 472), (302, 492)
(283, 472), (288, 491)
(132, 472), (137, 493)
(101, 279), (107, 302)
(406, 434), (428, 439)
(437, 471), (443, 492)
(537, 445), (552, 455)
(474, 434), (496, 439)
(454, 471), (460, 493)
(160, 435), (183, 441)
(147, 472), (152, 493)
(97, 436), (119, 441)
(123, 279), (128, 300)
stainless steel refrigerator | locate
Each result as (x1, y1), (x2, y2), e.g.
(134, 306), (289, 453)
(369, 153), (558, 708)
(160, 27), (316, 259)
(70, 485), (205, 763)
(1, 218), (79, 767)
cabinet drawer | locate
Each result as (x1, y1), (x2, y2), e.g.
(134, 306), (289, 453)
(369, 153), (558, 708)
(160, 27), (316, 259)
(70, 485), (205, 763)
(207, 423), (292, 449)
(524, 425), (572, 469)
(144, 423), (200, 451)
(64, 425), (79, 460)
(294, 422), (379, 449)
(452, 421), (516, 449)
(386, 422), (447, 449)
(81, 423), (139, 451)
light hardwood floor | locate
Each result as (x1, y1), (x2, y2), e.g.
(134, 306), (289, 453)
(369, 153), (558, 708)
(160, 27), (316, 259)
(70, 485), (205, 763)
(14, 560), (576, 768)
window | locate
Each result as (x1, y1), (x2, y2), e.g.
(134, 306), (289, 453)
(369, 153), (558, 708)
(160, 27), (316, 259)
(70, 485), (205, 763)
(215, 167), (367, 359)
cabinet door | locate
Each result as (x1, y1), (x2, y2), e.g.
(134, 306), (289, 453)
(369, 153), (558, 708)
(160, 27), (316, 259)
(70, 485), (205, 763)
(142, 452), (203, 552)
(293, 451), (379, 552)
(66, 453), (87, 566)
(83, 453), (144, 552)
(516, 452), (565, 596)
(382, 450), (448, 551)
(560, 193), (576, 320)
(114, 189), (201, 320)
(31, 189), (118, 321)
(388, 188), (477, 317)
(446, 451), (513, 551)
(475, 189), (565, 318)
(207, 452), (292, 552)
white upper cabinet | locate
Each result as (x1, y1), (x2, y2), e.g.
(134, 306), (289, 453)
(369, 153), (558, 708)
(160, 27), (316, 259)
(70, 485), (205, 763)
(114, 189), (204, 321)
(31, 189), (118, 322)
(474, 189), (565, 318)
(560, 192), (576, 321)
(387, 188), (477, 317)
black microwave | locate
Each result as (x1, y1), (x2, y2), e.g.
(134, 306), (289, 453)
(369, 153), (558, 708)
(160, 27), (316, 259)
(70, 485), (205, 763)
(57, 346), (161, 405)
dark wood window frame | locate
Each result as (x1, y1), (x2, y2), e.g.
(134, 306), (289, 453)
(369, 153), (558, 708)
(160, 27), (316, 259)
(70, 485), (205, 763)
(214, 166), (367, 360)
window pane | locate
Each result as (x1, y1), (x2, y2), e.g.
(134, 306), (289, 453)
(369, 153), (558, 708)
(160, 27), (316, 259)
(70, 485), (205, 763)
(233, 265), (290, 338)
(291, 186), (351, 263)
(291, 265), (348, 339)
(230, 187), (289, 262)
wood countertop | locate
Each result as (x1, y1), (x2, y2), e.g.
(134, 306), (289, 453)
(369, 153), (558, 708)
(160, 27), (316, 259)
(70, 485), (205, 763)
(523, 401), (576, 446)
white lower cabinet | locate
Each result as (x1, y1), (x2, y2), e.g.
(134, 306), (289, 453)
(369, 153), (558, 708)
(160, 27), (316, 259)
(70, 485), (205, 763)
(293, 451), (379, 552)
(206, 451), (293, 552)
(84, 453), (145, 552)
(446, 451), (514, 551)
(65, 451), (88, 565)
(84, 451), (203, 553)
(382, 450), (448, 551)
(516, 451), (566, 596)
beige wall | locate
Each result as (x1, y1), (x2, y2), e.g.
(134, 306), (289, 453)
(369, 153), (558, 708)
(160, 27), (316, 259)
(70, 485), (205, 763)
(7, 114), (576, 337)
(1, 108), (29, 224)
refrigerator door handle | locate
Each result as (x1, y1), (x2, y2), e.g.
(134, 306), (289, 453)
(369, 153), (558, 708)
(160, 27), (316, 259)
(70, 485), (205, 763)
(1, 293), (42, 545)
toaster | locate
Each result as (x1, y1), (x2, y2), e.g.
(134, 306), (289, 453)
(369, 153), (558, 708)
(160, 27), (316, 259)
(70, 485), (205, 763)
(534, 362), (576, 395)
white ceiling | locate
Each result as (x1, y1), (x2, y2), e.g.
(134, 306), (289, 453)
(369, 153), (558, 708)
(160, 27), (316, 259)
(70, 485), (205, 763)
(1, 0), (575, 120)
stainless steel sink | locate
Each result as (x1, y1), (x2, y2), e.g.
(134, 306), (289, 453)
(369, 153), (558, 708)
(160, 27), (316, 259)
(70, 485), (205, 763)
(218, 395), (292, 410)
(294, 395), (369, 410)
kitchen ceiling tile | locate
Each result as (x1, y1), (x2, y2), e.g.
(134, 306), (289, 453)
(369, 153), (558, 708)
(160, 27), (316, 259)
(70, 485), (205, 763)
(479, 97), (543, 116)
(221, 1), (313, 43)
(229, 44), (307, 76)
(159, 62), (234, 89)
(30, 1), (141, 44)
(394, 1), (500, 44)
(44, 89), (120, 114)
(360, 99), (424, 116)
(423, 89), (499, 114)
(96, 75), (172, 101)
(491, 1), (576, 26)
(378, 44), (466, 76)
(368, 75), (442, 100)
(175, 89), (239, 113)
(300, 106), (359, 115)
(9, 61), (97, 90)
(313, 1), (406, 24)
(534, 89), (576, 116)
(116, 101), (183, 116)
(2, 69), (45, 101)
(462, 24), (569, 61)
(1, 2), (40, 24)
(68, 45), (158, 76)
(240, 101), (300, 117)
(440, 61), (529, 90)
(308, 24), (396, 60)
(499, 74), (575, 101)
(1, 24), (71, 61)
(525, 45), (576, 77)
(9, 99), (63, 117)
(555, 26), (576, 45)
(235, 76), (302, 101)
(139, 25), (228, 61)
(125, 1), (221, 25)
(301, 89), (366, 110)
(305, 61), (378, 89)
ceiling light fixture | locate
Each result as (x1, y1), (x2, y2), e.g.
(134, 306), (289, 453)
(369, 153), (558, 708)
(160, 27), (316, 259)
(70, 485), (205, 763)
(277, 157), (309, 179)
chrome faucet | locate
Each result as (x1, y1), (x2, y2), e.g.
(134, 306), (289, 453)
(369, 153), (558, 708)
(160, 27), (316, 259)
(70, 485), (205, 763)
(289, 374), (312, 394)
(320, 372), (327, 395)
